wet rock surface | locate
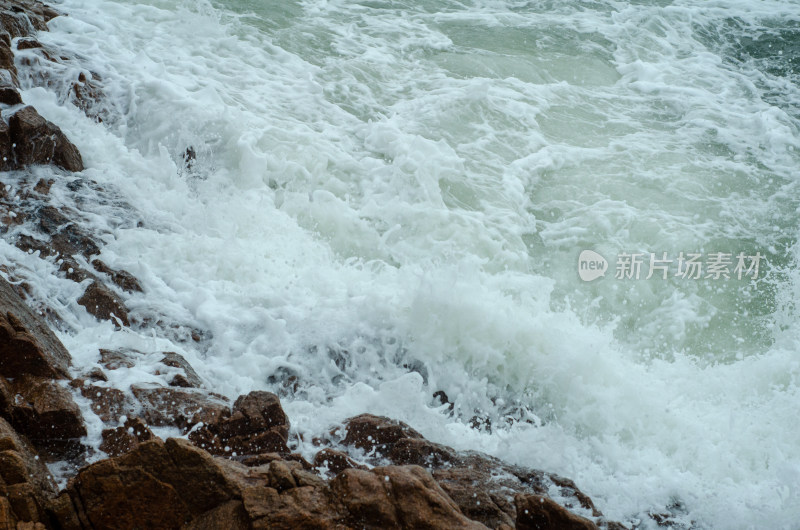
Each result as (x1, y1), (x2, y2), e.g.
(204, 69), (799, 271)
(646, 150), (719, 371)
(189, 390), (291, 457)
(0, 276), (70, 379)
(6, 106), (83, 172)
(39, 411), (620, 530)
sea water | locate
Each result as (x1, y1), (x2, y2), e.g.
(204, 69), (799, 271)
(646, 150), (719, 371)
(7, 0), (800, 527)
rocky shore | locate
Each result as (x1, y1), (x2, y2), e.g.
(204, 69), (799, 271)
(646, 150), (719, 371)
(0, 2), (625, 528)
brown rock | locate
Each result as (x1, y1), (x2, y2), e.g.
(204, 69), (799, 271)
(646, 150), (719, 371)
(34, 206), (100, 259)
(77, 281), (129, 326)
(312, 448), (366, 475)
(8, 106), (83, 172)
(98, 347), (139, 370)
(159, 351), (202, 388)
(11, 1), (61, 25)
(243, 485), (337, 530)
(45, 492), (82, 530)
(6, 375), (86, 459)
(0, 275), (71, 379)
(0, 417), (57, 493)
(0, 42), (14, 77)
(58, 438), (244, 529)
(342, 413), (423, 453)
(0, 417), (58, 524)
(183, 500), (249, 530)
(389, 436), (457, 468)
(78, 383), (135, 423)
(91, 259), (143, 293)
(67, 457), (189, 529)
(515, 493), (598, 530)
(49, 426), (613, 530)
(241, 452), (312, 470)
(131, 385), (229, 431)
(336, 412), (608, 529)
(331, 465), (487, 529)
(189, 391), (290, 457)
(15, 38), (41, 50)
(0, 496), (18, 528)
(71, 71), (106, 123)
(0, 85), (20, 104)
(32, 179), (52, 195)
(0, 119), (11, 172)
(82, 367), (107, 382)
(433, 467), (516, 528)
(0, 6), (45, 38)
(100, 417), (154, 457)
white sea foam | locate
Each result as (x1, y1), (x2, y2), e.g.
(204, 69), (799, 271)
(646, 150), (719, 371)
(10, 0), (800, 527)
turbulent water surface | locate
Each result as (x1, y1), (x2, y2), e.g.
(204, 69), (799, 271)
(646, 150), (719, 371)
(9, 0), (800, 527)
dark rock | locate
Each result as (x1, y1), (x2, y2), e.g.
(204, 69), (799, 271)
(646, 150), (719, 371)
(77, 383), (136, 424)
(77, 280), (129, 326)
(15, 38), (40, 50)
(71, 71), (105, 122)
(434, 466), (517, 528)
(53, 227), (100, 260)
(49, 422), (615, 530)
(433, 389), (454, 410)
(0, 84), (21, 104)
(0, 417), (58, 525)
(330, 465), (486, 529)
(13, 205), (102, 264)
(312, 448), (366, 475)
(0, 8), (37, 38)
(82, 367), (107, 382)
(159, 351), (202, 388)
(241, 452), (312, 470)
(189, 390), (290, 457)
(389, 437), (458, 468)
(131, 385), (229, 431)
(91, 259), (143, 293)
(338, 413), (610, 529)
(0, 275), (71, 379)
(183, 500), (249, 530)
(0, 119), (11, 171)
(34, 204), (67, 235)
(183, 146), (196, 171)
(100, 417), (154, 457)
(32, 178), (52, 195)
(240, 481), (335, 529)
(169, 373), (194, 388)
(7, 106), (83, 171)
(57, 256), (93, 284)
(4, 375), (86, 459)
(57, 438), (243, 529)
(515, 493), (598, 530)
(0, 41), (15, 78)
(341, 413), (423, 453)
(98, 347), (139, 370)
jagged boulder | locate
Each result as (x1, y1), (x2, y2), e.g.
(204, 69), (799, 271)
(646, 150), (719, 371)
(77, 280), (128, 326)
(189, 390), (290, 457)
(130, 385), (229, 431)
(338, 414), (610, 529)
(0, 276), (71, 379)
(0, 417), (59, 527)
(7, 106), (83, 171)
